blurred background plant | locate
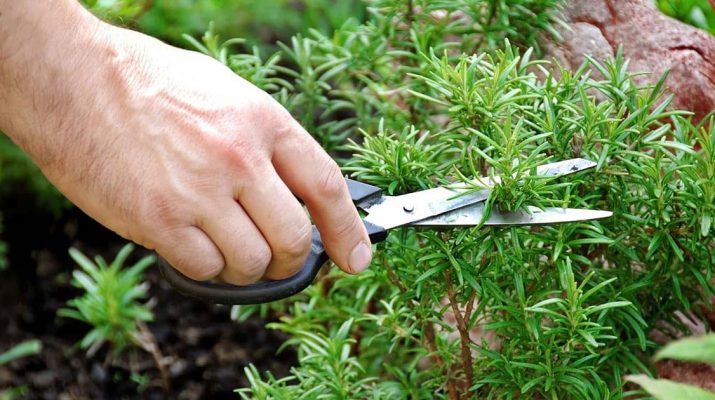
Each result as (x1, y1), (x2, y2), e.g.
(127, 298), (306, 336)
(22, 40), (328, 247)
(656, 0), (715, 35)
(58, 244), (154, 356)
(0, 340), (41, 400)
(81, 0), (366, 47)
(628, 334), (715, 399)
(58, 244), (170, 391)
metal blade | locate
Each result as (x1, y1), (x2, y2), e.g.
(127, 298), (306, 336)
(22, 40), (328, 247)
(363, 187), (491, 230)
(360, 158), (600, 230)
(458, 158), (597, 188)
(535, 158), (596, 178)
(411, 204), (612, 227)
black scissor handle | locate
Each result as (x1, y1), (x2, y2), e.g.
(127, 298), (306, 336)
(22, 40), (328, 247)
(158, 178), (386, 305)
(158, 220), (387, 304)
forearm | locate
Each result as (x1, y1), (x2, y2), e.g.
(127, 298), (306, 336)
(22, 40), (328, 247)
(0, 1), (108, 168)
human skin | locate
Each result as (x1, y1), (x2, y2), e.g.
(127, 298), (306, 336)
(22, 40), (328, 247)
(0, 1), (372, 284)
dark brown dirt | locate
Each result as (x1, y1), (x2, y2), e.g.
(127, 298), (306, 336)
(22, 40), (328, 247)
(0, 201), (295, 399)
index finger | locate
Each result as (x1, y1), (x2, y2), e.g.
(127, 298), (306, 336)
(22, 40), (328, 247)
(271, 119), (372, 274)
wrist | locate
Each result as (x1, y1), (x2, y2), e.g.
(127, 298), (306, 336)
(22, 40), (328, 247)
(0, 1), (117, 164)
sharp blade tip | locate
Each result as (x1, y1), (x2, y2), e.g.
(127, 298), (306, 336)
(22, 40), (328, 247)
(582, 209), (613, 220)
(572, 158), (597, 168)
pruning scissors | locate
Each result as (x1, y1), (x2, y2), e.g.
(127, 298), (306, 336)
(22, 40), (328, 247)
(159, 158), (611, 305)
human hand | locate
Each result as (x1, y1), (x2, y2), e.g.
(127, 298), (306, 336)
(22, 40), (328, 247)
(0, 1), (372, 284)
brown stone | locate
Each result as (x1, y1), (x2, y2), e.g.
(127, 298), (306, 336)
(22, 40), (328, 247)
(656, 359), (715, 392)
(544, 0), (715, 122)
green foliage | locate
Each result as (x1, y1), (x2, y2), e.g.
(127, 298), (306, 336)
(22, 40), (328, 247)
(0, 133), (70, 270)
(139, 0), (364, 46)
(186, 1), (564, 154)
(0, 387), (27, 400)
(0, 216), (7, 271)
(0, 340), (41, 400)
(238, 319), (386, 399)
(628, 375), (715, 400)
(0, 134), (70, 216)
(81, 0), (147, 22)
(655, 334), (715, 365)
(628, 333), (715, 400)
(58, 244), (155, 355)
(657, 0), (715, 35)
(83, 0), (365, 47)
(130, 372), (151, 393)
(179, 2), (715, 398)
(0, 340), (41, 366)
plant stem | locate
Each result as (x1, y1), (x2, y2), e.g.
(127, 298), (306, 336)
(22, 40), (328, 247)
(384, 255), (459, 398)
(136, 321), (171, 393)
(424, 321), (459, 400)
(406, 0), (414, 26)
(383, 257), (407, 292)
(444, 268), (474, 397)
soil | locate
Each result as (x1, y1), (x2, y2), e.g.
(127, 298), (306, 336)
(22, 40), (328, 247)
(0, 195), (295, 400)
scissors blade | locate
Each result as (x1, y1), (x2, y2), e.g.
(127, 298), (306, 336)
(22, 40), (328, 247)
(363, 187), (491, 230)
(411, 204), (612, 227)
(535, 158), (596, 178)
(359, 158), (599, 230)
(458, 158), (597, 188)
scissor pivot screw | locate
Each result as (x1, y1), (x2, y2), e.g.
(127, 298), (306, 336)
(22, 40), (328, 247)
(403, 204), (415, 213)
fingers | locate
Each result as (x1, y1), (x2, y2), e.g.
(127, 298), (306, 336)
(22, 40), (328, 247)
(197, 199), (272, 285)
(236, 166), (313, 280)
(272, 119), (372, 274)
(155, 188), (310, 286)
(154, 226), (224, 281)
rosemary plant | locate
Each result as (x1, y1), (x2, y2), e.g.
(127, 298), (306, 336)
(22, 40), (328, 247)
(187, 1), (713, 398)
(58, 244), (171, 390)
(58, 243), (155, 356)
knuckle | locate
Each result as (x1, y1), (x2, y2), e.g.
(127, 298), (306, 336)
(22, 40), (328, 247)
(155, 226), (225, 281)
(268, 108), (297, 139)
(187, 261), (223, 281)
(274, 220), (312, 262)
(242, 95), (282, 128)
(316, 161), (346, 199)
(145, 192), (182, 227)
(239, 244), (271, 281)
(166, 250), (223, 281)
(215, 136), (264, 175)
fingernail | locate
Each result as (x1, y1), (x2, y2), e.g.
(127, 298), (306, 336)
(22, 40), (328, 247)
(349, 242), (372, 273)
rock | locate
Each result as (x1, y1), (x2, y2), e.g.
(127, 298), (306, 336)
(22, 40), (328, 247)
(212, 340), (248, 364)
(544, 0), (715, 122)
(178, 381), (205, 400)
(182, 327), (202, 346)
(169, 358), (189, 377)
(90, 362), (107, 384)
(656, 359), (715, 392)
(0, 368), (15, 386)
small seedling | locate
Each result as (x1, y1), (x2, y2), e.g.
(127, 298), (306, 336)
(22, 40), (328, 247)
(58, 244), (169, 391)
(0, 340), (41, 400)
